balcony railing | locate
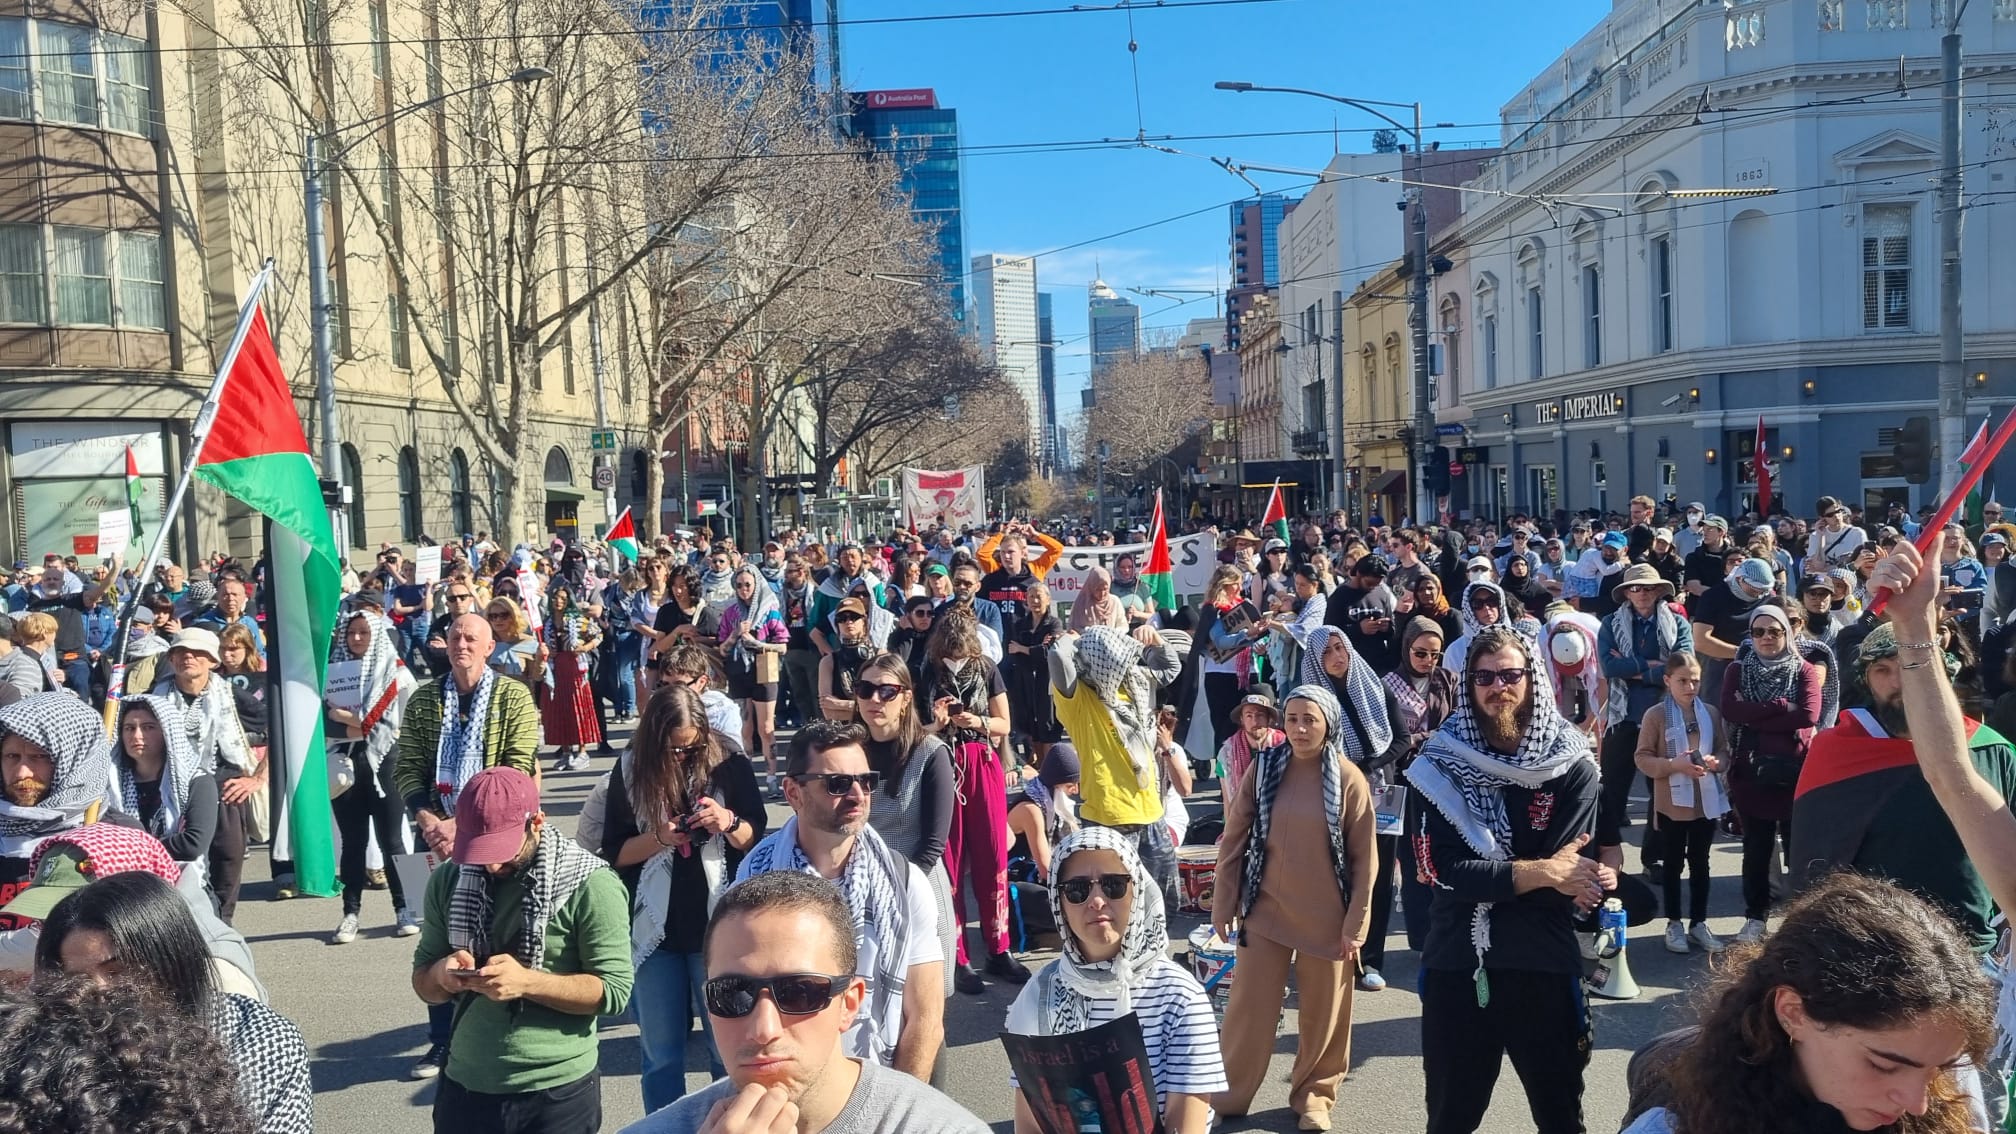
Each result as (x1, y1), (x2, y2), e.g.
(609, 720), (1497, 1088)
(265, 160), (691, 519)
(1291, 429), (1328, 456)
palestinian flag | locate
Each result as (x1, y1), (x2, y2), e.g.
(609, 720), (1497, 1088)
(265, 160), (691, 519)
(1962, 418), (1995, 530)
(1261, 479), (1289, 543)
(1144, 488), (1176, 614)
(124, 445), (145, 537)
(606, 506), (639, 564)
(189, 281), (338, 898)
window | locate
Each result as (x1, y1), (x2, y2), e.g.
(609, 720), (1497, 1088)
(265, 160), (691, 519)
(1653, 237), (1674, 352)
(449, 449), (473, 536)
(52, 227), (109, 325)
(1862, 204), (1912, 330)
(0, 21), (27, 119)
(0, 225), (42, 323)
(37, 23), (96, 126)
(341, 443), (365, 546)
(103, 33), (149, 134)
(368, 1), (391, 79)
(387, 290), (410, 367)
(1581, 264), (1601, 368)
(397, 446), (422, 541)
(118, 231), (163, 330)
(1527, 286), (1544, 379)
(1481, 313), (1498, 388)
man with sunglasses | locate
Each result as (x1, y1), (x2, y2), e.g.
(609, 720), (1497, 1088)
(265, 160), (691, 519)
(413, 767), (632, 1132)
(621, 871), (986, 1134)
(1406, 626), (1609, 1134)
(423, 578), (483, 674)
(1594, 563), (1693, 873)
(734, 721), (944, 1080)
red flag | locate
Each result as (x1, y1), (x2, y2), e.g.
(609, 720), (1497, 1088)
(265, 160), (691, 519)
(1143, 489), (1175, 612)
(1260, 480), (1289, 543)
(1753, 415), (1773, 518)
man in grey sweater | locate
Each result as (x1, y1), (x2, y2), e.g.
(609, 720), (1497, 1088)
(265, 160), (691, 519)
(622, 872), (986, 1134)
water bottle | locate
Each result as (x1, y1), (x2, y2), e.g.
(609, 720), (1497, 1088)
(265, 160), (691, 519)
(1597, 897), (1627, 958)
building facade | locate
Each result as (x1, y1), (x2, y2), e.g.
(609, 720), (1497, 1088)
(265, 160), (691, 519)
(1087, 279), (1140, 377)
(1436, 0), (2016, 523)
(849, 89), (966, 321)
(970, 253), (1043, 453)
(1226, 193), (1298, 352)
(1343, 261), (1414, 524)
(1037, 291), (1061, 471)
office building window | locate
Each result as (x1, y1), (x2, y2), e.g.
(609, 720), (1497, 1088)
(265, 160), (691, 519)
(103, 33), (149, 133)
(1526, 286), (1544, 379)
(1653, 236), (1674, 352)
(118, 231), (164, 329)
(38, 23), (96, 126)
(0, 225), (42, 323)
(1581, 264), (1601, 368)
(1862, 203), (1912, 330)
(52, 226), (110, 325)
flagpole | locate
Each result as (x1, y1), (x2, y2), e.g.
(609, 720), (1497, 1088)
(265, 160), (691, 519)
(106, 263), (277, 703)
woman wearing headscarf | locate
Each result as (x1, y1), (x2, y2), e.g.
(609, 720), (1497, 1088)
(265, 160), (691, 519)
(1068, 565), (1129, 633)
(323, 608), (420, 944)
(116, 694), (219, 875)
(1298, 626), (1409, 993)
(1384, 615), (1456, 952)
(1442, 580), (1534, 677)
(0, 691), (115, 967)
(719, 564), (789, 790)
(541, 584), (603, 772)
(1500, 554), (1552, 623)
(1007, 826), (1228, 1134)
(1211, 684), (1378, 1130)
(1397, 572), (1462, 648)
(1718, 602), (1820, 944)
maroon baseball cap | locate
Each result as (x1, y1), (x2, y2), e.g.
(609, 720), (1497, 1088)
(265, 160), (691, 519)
(451, 767), (540, 866)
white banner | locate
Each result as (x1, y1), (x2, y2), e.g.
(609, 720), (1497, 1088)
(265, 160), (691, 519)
(1042, 533), (1217, 603)
(413, 545), (442, 585)
(901, 467), (986, 531)
(96, 509), (131, 558)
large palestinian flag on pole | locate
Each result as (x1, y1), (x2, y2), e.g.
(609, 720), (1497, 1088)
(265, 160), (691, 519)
(1145, 489), (1176, 614)
(190, 281), (338, 897)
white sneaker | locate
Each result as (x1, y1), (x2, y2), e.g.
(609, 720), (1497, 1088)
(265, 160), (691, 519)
(1663, 920), (1690, 953)
(332, 913), (360, 945)
(1356, 967), (1386, 992)
(1689, 923), (1725, 953)
(1736, 918), (1767, 943)
(394, 907), (421, 937)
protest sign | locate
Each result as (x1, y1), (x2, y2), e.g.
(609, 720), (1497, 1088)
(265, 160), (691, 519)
(1002, 1013), (1164, 1134)
(1042, 533), (1215, 604)
(323, 659), (364, 714)
(414, 545), (442, 585)
(97, 509), (131, 558)
(901, 467), (986, 530)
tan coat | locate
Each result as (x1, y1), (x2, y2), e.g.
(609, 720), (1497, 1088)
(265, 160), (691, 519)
(1633, 699), (1731, 823)
(1213, 751), (1378, 960)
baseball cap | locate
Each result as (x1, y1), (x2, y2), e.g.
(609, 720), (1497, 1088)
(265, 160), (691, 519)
(1701, 515), (1731, 531)
(451, 767), (541, 866)
(923, 562), (949, 578)
(1799, 572), (1833, 593)
(837, 596), (869, 617)
(1465, 556), (1494, 575)
(1, 824), (180, 921)
(1262, 537), (1289, 553)
(1652, 528), (1674, 544)
(1986, 532), (2010, 549)
(1601, 532), (1629, 549)
(167, 627), (222, 664)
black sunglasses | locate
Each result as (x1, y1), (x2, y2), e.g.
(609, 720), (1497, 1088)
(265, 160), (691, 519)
(1470, 667), (1530, 688)
(703, 972), (853, 1018)
(1060, 873), (1132, 904)
(854, 681), (905, 703)
(835, 612), (865, 624)
(792, 771), (880, 796)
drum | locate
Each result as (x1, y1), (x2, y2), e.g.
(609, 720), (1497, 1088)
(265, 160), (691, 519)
(1187, 924), (1236, 994)
(1176, 845), (1217, 914)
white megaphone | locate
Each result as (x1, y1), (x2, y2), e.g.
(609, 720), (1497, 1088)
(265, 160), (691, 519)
(1586, 897), (1641, 1001)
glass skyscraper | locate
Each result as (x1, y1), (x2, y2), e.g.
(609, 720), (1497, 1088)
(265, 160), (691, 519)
(850, 90), (966, 321)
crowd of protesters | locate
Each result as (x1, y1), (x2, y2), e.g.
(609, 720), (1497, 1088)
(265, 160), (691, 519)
(6, 489), (2016, 1134)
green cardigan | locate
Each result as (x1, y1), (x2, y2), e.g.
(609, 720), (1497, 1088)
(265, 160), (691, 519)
(395, 673), (541, 813)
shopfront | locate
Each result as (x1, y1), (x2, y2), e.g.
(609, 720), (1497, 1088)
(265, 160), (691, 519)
(8, 421), (167, 564)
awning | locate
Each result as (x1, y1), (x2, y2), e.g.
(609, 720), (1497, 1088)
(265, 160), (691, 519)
(544, 484), (584, 502)
(1368, 470), (1408, 497)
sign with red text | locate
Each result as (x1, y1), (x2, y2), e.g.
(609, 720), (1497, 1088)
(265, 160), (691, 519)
(901, 466), (986, 530)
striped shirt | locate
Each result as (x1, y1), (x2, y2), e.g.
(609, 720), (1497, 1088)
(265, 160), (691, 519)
(1005, 959), (1229, 1117)
(393, 674), (541, 809)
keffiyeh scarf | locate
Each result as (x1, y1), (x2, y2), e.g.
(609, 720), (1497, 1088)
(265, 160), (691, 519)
(170, 676), (254, 777)
(329, 611), (409, 780)
(448, 824), (604, 972)
(1074, 627), (1158, 790)
(1297, 626), (1394, 770)
(1661, 694), (1715, 767)
(1035, 825), (1169, 1035)
(1234, 684), (1356, 943)
(0, 693), (114, 854)
(1405, 637), (1592, 969)
(433, 669), (497, 816)
(726, 566), (784, 670)
(1603, 600), (1685, 727)
(117, 694), (203, 843)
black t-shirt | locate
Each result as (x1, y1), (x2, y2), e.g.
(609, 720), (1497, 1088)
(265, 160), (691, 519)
(26, 591), (87, 653)
(653, 601), (696, 638)
(1687, 584), (1764, 652)
(779, 586), (816, 651)
(1683, 543), (1734, 592)
(981, 567), (1038, 639)
(917, 658), (1007, 740)
(602, 743), (767, 956)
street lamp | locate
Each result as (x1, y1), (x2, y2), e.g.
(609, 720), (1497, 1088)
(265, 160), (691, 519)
(304, 65), (553, 552)
(1216, 80), (1433, 525)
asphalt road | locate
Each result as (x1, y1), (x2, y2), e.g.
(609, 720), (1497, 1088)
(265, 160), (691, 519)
(240, 721), (1746, 1134)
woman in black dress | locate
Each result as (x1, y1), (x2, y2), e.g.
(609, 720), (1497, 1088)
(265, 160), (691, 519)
(1004, 578), (1064, 762)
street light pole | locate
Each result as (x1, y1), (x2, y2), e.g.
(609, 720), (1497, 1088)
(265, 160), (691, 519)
(1096, 440), (1110, 530)
(303, 65), (552, 556)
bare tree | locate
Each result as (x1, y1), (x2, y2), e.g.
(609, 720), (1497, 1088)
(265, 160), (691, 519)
(1081, 349), (1214, 477)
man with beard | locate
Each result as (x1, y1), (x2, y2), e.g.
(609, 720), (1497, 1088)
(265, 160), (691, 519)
(809, 543), (884, 657)
(0, 692), (114, 967)
(1687, 557), (1776, 706)
(1405, 626), (1609, 1134)
(1790, 617), (2016, 957)
(26, 556), (120, 694)
(1108, 552), (1156, 627)
(1290, 519), (1327, 571)
(735, 721), (945, 1077)
(1681, 515), (1733, 597)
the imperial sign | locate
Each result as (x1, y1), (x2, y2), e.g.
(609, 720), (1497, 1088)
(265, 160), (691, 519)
(1559, 390), (1627, 422)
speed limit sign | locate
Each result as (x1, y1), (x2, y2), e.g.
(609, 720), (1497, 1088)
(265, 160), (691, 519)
(592, 466), (615, 490)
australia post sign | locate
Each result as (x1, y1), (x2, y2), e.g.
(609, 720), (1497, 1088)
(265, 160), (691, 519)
(861, 88), (937, 110)
(901, 467), (986, 529)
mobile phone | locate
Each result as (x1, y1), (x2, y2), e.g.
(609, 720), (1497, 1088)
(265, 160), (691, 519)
(447, 965), (478, 977)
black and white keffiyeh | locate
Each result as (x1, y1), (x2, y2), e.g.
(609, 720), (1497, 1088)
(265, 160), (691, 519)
(1602, 599), (1685, 727)
(1457, 581), (1514, 640)
(1038, 825), (1168, 1035)
(433, 668), (496, 816)
(1297, 625), (1394, 766)
(117, 694), (202, 842)
(0, 693), (114, 854)
(210, 991), (314, 1134)
(726, 565), (783, 670)
(447, 824), (604, 971)
(1073, 627), (1158, 790)
(1405, 628), (1592, 966)
(160, 675), (253, 777)
(1662, 694), (1716, 766)
(1234, 684), (1356, 943)
(329, 609), (408, 780)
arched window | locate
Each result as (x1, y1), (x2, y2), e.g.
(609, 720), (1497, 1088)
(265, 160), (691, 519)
(450, 449), (472, 538)
(1438, 293), (1462, 398)
(398, 446), (422, 541)
(543, 446), (573, 487)
(341, 443), (365, 547)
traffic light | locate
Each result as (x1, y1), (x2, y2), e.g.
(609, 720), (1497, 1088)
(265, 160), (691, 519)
(1894, 416), (1933, 485)
(1424, 452), (1451, 496)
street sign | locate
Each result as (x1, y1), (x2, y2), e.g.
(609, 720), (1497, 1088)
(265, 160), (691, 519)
(589, 429), (616, 452)
(592, 466), (615, 490)
(1435, 424), (1467, 438)
(1450, 461), (1466, 478)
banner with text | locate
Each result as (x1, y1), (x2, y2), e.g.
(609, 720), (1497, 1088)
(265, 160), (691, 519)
(1044, 533), (1215, 603)
(901, 467), (986, 530)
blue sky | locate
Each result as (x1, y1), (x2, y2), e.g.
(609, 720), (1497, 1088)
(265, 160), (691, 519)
(840, 0), (1611, 413)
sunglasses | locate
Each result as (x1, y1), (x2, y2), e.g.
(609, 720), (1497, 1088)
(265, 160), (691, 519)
(792, 771), (880, 796)
(666, 741), (710, 760)
(486, 611), (512, 620)
(1470, 667), (1530, 688)
(835, 613), (865, 624)
(1749, 626), (1786, 639)
(1060, 873), (1132, 904)
(446, 592), (475, 601)
(703, 973), (853, 1019)
(1624, 584), (1657, 594)
(854, 681), (905, 703)
(1410, 648), (1443, 660)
